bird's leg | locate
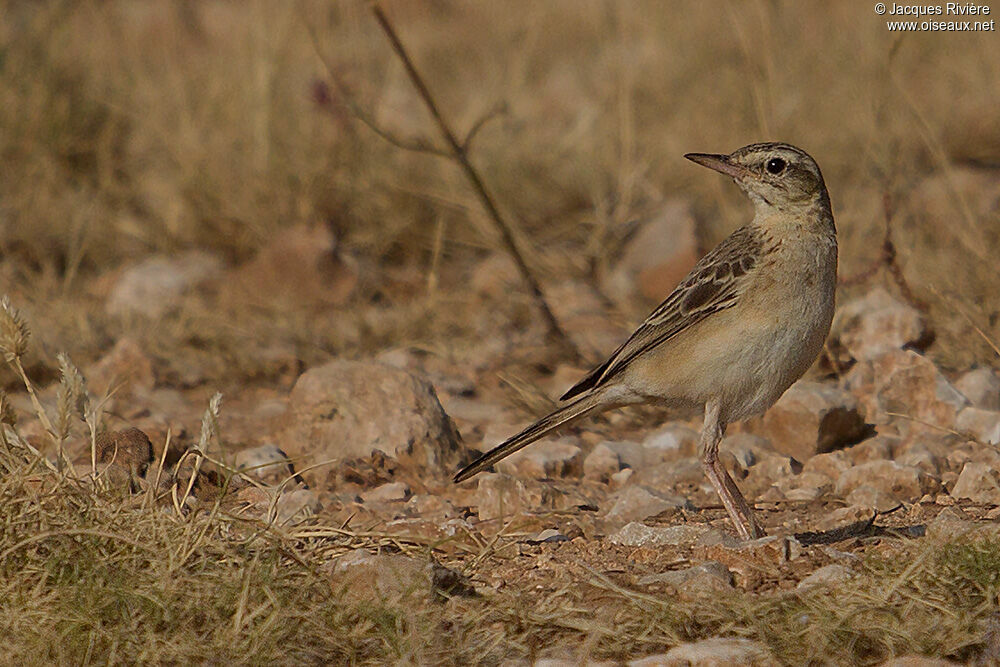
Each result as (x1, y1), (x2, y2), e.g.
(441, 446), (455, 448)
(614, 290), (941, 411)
(699, 400), (765, 540)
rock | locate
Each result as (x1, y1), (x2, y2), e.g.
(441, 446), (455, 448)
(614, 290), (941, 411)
(639, 561), (733, 598)
(843, 484), (900, 512)
(361, 481), (410, 503)
(797, 563), (853, 589)
(603, 199), (700, 304)
(774, 471), (834, 501)
(956, 407), (1000, 445)
(405, 494), (457, 519)
(925, 505), (974, 540)
(106, 251), (223, 318)
(950, 462), (1000, 505)
(629, 638), (776, 667)
(739, 448), (800, 499)
(440, 396), (510, 429)
(721, 433), (775, 471)
(895, 436), (947, 475)
(476, 473), (530, 521)
(271, 488), (322, 525)
(603, 440), (647, 469)
(224, 224), (357, 309)
(812, 505), (876, 533)
(694, 535), (804, 591)
(281, 361), (462, 476)
(848, 350), (969, 431)
(600, 486), (687, 528)
(526, 528), (569, 544)
(235, 485), (271, 506)
(631, 459), (706, 494)
(96, 427), (154, 487)
(802, 450), (853, 480)
(583, 443), (621, 482)
(966, 442), (1000, 468)
(608, 522), (714, 547)
(328, 551), (469, 602)
(639, 560), (731, 587)
(947, 441), (1000, 473)
(830, 287), (931, 362)
(835, 460), (936, 504)
(754, 381), (867, 461)
(610, 468), (633, 489)
(642, 424), (700, 462)
(955, 367), (1000, 411)
(477, 422), (522, 454)
(235, 444), (297, 486)
(845, 435), (898, 465)
(86, 338), (155, 398)
(496, 438), (583, 479)
(699, 535), (803, 572)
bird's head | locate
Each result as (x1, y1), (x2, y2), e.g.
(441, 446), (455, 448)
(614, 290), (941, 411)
(685, 143), (830, 214)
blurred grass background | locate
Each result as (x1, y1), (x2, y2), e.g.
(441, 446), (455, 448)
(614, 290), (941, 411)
(0, 0), (998, 380)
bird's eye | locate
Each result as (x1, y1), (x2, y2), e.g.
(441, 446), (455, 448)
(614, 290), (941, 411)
(765, 157), (786, 175)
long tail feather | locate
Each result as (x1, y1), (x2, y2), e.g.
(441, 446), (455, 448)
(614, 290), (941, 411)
(453, 392), (606, 483)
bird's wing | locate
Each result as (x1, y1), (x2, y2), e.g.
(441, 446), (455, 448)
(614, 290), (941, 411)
(561, 224), (767, 401)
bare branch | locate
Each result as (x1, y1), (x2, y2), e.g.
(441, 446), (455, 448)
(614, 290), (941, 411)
(368, 3), (581, 360)
(302, 14), (451, 159)
(837, 192), (928, 313)
(461, 101), (508, 152)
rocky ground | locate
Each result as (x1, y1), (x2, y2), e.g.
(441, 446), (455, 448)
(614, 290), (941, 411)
(5, 239), (1000, 664)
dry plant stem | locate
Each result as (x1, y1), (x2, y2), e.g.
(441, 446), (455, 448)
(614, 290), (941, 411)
(2, 427), (59, 474)
(926, 282), (1000, 360)
(8, 356), (76, 475)
(300, 12), (450, 159)
(839, 192), (928, 313)
(178, 450), (203, 511)
(878, 194), (928, 312)
(85, 399), (108, 479)
(144, 429), (173, 510)
(369, 4), (581, 361)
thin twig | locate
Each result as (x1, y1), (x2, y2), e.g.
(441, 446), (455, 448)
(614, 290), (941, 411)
(931, 285), (1000, 359)
(884, 411), (965, 438)
(461, 101), (508, 151)
(879, 193), (928, 312)
(838, 191), (929, 313)
(368, 3), (580, 360)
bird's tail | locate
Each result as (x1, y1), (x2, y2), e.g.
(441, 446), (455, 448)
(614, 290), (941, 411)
(453, 392), (607, 483)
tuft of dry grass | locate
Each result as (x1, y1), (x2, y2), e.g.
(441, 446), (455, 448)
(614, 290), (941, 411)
(2, 422), (1000, 665)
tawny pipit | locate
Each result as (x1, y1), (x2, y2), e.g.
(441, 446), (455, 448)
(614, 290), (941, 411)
(455, 143), (838, 540)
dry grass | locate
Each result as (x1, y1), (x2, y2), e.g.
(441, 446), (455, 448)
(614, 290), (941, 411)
(1, 430), (1000, 664)
(2, 1), (1000, 663)
(1, 1), (998, 375)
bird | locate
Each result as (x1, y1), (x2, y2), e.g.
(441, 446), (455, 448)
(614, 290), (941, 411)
(454, 142), (838, 540)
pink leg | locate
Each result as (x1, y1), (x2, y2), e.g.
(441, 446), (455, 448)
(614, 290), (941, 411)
(699, 400), (764, 540)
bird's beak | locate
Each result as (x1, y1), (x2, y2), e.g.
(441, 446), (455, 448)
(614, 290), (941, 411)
(684, 153), (750, 181)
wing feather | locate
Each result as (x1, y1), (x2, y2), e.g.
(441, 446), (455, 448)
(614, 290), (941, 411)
(560, 225), (765, 401)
